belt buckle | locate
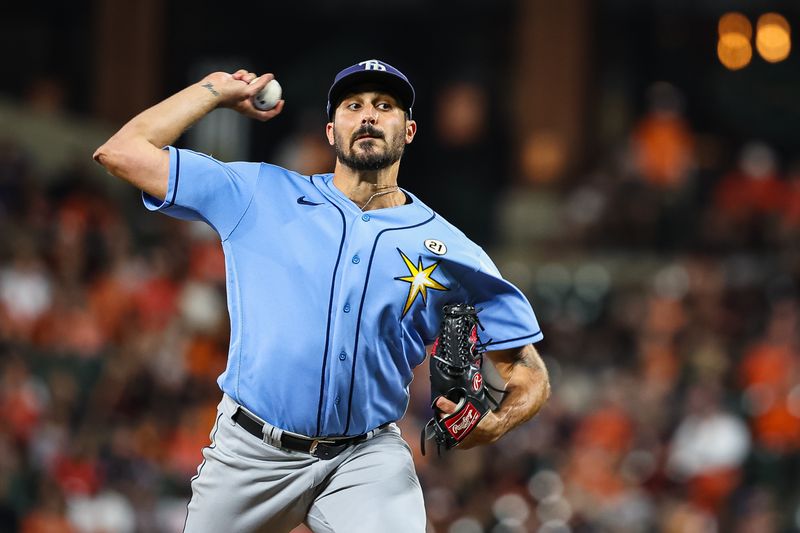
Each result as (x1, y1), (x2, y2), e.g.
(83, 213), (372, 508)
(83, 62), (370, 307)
(308, 440), (320, 456)
(310, 439), (343, 460)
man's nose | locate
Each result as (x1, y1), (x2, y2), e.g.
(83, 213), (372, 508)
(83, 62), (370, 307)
(361, 109), (378, 125)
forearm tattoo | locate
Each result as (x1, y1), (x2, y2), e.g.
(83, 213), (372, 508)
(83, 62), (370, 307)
(513, 345), (551, 405)
(201, 82), (220, 96)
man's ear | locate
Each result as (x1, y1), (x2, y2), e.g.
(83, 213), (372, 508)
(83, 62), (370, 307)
(405, 120), (417, 144)
(326, 122), (335, 146)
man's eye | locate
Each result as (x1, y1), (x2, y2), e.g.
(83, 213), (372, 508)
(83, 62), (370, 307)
(347, 103), (361, 110)
(377, 103), (391, 110)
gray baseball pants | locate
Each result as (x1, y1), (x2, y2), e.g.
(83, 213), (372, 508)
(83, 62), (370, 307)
(182, 394), (426, 533)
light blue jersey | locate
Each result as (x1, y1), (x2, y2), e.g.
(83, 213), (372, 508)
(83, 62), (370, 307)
(144, 147), (543, 437)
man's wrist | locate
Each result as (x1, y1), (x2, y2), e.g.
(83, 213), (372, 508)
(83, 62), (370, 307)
(199, 80), (221, 98)
(195, 81), (226, 109)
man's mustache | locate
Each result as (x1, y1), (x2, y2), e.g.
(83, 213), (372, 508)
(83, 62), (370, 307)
(352, 126), (385, 144)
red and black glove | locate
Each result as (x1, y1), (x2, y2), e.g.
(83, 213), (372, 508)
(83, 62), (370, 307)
(421, 303), (501, 455)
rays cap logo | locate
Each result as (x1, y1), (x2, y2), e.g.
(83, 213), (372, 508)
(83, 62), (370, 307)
(326, 59), (415, 120)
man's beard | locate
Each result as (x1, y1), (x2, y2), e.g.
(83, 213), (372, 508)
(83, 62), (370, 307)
(334, 124), (405, 171)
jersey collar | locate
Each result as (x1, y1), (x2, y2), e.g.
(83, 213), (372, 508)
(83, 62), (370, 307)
(315, 174), (433, 225)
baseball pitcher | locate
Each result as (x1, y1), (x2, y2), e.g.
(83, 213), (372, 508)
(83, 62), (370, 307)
(94, 59), (550, 533)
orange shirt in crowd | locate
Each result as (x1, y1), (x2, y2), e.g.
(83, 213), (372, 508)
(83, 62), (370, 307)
(21, 512), (76, 533)
(632, 113), (695, 189)
(714, 172), (788, 220)
(573, 405), (634, 455)
(739, 343), (800, 452)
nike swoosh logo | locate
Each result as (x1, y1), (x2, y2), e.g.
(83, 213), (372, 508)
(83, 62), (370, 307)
(297, 196), (323, 206)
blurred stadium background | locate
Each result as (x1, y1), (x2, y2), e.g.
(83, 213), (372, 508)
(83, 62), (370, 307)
(2, 1), (800, 532)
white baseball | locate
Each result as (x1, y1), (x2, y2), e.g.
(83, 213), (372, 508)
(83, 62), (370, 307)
(251, 79), (282, 111)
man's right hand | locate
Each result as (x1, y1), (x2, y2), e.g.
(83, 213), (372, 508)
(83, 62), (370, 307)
(200, 70), (285, 122)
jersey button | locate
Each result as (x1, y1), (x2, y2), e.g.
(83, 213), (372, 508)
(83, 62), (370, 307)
(334, 396), (341, 405)
(343, 303), (351, 313)
(351, 255), (360, 264)
(339, 351), (347, 361)
(361, 214), (370, 222)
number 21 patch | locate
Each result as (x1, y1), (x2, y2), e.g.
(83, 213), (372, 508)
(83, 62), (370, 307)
(424, 239), (447, 256)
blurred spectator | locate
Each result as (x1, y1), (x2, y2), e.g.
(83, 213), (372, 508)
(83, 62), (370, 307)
(0, 242), (52, 341)
(520, 131), (568, 186)
(131, 247), (181, 333)
(714, 142), (785, 220)
(630, 82), (695, 190)
(435, 82), (488, 148)
(738, 300), (800, 455)
(660, 500), (717, 533)
(273, 117), (335, 176)
(0, 355), (47, 445)
(20, 478), (75, 533)
(731, 488), (779, 533)
(666, 381), (751, 512)
(422, 78), (507, 245)
(67, 489), (136, 533)
(163, 403), (217, 479)
(712, 142), (787, 249)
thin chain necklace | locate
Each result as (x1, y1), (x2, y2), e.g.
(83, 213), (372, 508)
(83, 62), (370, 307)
(358, 186), (401, 210)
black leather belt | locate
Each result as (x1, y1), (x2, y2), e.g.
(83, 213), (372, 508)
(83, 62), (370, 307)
(232, 407), (387, 460)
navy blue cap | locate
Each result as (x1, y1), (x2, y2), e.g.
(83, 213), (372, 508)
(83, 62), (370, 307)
(326, 59), (415, 120)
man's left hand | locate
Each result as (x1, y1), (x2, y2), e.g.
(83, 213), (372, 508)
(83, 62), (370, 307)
(434, 396), (504, 450)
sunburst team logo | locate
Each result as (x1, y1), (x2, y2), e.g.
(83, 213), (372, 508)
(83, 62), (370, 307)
(394, 248), (449, 317)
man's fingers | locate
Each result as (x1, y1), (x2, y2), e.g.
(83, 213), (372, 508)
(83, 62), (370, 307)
(247, 73), (275, 94)
(231, 69), (250, 81)
(231, 71), (276, 90)
(270, 99), (285, 115)
(251, 99), (285, 122)
(435, 396), (458, 414)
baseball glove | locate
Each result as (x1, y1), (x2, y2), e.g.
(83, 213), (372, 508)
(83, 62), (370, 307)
(421, 303), (502, 455)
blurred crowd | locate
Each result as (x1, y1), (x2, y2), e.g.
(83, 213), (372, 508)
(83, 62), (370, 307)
(1, 77), (799, 533)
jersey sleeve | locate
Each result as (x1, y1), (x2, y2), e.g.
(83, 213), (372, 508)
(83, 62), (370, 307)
(460, 249), (543, 351)
(142, 146), (261, 240)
